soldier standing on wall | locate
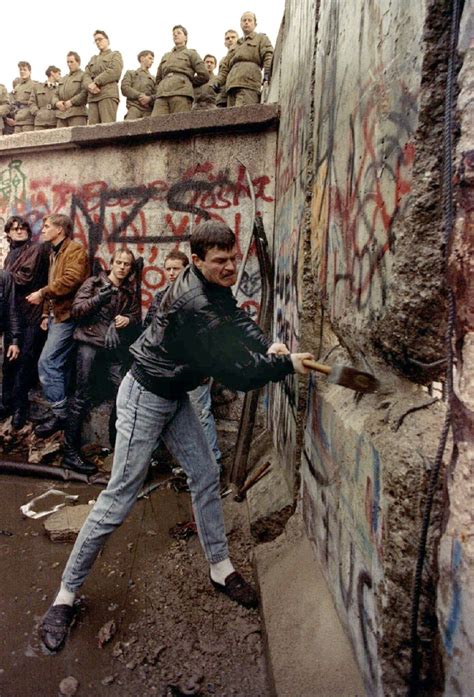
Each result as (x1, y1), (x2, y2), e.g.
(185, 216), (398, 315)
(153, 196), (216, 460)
(193, 55), (218, 110)
(85, 30), (123, 124)
(217, 12), (273, 107)
(29, 66), (61, 131)
(10, 62), (37, 133)
(151, 25), (209, 116)
(121, 51), (156, 120)
(54, 52), (90, 128)
(216, 29), (239, 108)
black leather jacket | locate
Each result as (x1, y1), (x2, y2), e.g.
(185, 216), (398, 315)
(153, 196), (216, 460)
(0, 271), (21, 344)
(130, 265), (293, 399)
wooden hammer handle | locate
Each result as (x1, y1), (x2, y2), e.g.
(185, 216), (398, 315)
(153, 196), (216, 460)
(302, 359), (332, 376)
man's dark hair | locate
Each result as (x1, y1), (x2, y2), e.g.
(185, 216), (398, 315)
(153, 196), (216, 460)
(44, 214), (73, 238)
(203, 54), (217, 64)
(94, 29), (109, 39)
(67, 51), (81, 63)
(172, 25), (188, 37)
(190, 221), (235, 260)
(137, 50), (154, 62)
(4, 216), (32, 239)
(18, 61), (31, 71)
(45, 65), (60, 78)
(164, 250), (189, 267)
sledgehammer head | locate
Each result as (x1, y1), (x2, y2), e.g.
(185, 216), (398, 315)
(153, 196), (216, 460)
(328, 365), (379, 393)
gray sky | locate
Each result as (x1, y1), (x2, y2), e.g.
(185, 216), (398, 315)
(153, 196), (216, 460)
(3, 1), (285, 118)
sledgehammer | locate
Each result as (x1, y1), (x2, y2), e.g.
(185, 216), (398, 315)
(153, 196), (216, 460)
(302, 359), (379, 393)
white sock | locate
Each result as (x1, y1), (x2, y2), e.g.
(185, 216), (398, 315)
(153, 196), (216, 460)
(53, 583), (76, 607)
(210, 558), (235, 585)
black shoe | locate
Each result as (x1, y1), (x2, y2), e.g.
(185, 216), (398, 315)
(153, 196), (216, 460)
(12, 408), (27, 430)
(0, 405), (11, 420)
(35, 415), (66, 438)
(210, 571), (259, 609)
(39, 604), (75, 652)
(63, 447), (98, 476)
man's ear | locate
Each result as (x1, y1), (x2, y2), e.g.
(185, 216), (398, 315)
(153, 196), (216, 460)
(191, 253), (202, 269)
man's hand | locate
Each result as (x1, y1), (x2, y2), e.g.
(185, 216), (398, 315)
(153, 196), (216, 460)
(138, 94), (151, 106)
(267, 342), (290, 356)
(97, 284), (114, 305)
(6, 117), (16, 126)
(104, 322), (121, 349)
(40, 317), (49, 331)
(56, 100), (66, 111)
(290, 353), (315, 375)
(88, 83), (101, 95)
(115, 315), (130, 329)
(6, 345), (20, 361)
(26, 290), (43, 305)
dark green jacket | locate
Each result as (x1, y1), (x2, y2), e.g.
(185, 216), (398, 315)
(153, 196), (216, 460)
(11, 78), (38, 126)
(218, 32), (273, 93)
(121, 68), (156, 113)
(85, 49), (123, 102)
(29, 81), (58, 127)
(155, 46), (209, 99)
(54, 70), (89, 119)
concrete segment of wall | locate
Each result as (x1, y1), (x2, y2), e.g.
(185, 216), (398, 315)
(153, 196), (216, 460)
(311, 0), (450, 380)
(0, 109), (278, 320)
(437, 2), (474, 695)
(270, 0), (467, 695)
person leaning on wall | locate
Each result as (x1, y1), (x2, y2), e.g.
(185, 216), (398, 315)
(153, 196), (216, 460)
(151, 25), (209, 116)
(0, 216), (49, 429)
(62, 248), (142, 475)
(85, 29), (123, 124)
(54, 52), (90, 128)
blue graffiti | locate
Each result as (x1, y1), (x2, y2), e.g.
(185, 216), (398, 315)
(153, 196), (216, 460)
(443, 538), (463, 656)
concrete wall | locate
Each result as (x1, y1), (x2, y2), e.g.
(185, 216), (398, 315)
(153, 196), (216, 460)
(437, 3), (474, 695)
(0, 108), (278, 318)
(271, 0), (470, 695)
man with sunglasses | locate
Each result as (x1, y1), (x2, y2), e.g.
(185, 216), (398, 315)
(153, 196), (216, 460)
(1, 217), (48, 428)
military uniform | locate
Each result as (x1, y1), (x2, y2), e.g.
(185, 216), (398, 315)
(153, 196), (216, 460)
(121, 68), (155, 120)
(85, 49), (123, 124)
(54, 70), (89, 127)
(218, 32), (273, 107)
(152, 46), (209, 116)
(0, 84), (10, 133)
(193, 74), (218, 110)
(11, 78), (37, 132)
(29, 81), (59, 129)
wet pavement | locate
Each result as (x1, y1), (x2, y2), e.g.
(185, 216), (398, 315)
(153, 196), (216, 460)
(0, 474), (191, 696)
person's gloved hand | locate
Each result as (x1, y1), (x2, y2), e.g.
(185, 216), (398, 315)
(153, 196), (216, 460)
(104, 321), (121, 349)
(97, 284), (114, 306)
(212, 83), (221, 93)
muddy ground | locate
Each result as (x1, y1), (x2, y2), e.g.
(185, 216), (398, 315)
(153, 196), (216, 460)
(0, 474), (270, 697)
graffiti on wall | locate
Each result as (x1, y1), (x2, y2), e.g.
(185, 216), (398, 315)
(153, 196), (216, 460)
(311, 0), (419, 319)
(271, 0), (316, 467)
(302, 380), (384, 693)
(0, 158), (273, 313)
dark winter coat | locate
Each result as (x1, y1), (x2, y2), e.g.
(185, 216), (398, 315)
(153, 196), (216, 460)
(72, 271), (141, 347)
(130, 264), (293, 399)
(4, 240), (49, 324)
(0, 271), (21, 344)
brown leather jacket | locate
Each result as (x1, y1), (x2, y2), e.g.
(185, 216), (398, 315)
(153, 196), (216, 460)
(40, 238), (89, 323)
(72, 271), (141, 347)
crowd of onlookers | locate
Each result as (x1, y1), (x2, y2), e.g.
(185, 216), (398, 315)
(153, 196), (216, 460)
(0, 213), (222, 478)
(0, 11), (273, 134)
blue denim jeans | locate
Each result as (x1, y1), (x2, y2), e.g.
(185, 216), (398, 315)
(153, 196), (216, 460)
(189, 380), (222, 464)
(37, 317), (76, 417)
(62, 372), (228, 592)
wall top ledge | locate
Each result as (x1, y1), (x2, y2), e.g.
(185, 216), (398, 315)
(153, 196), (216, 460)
(0, 104), (280, 156)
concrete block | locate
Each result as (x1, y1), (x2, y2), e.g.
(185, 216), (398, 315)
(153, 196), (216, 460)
(44, 504), (94, 542)
(254, 514), (365, 697)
